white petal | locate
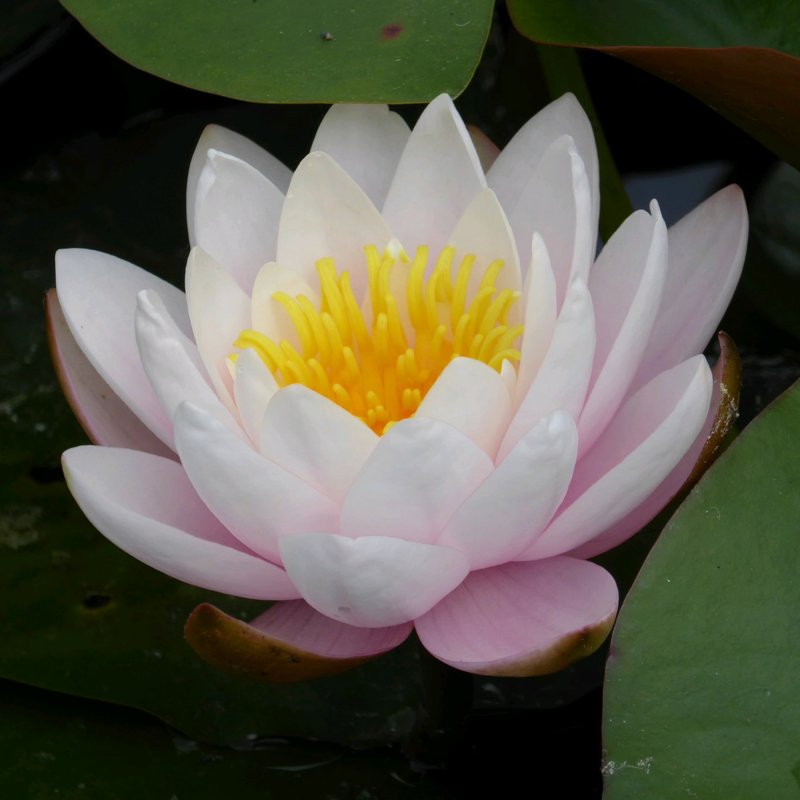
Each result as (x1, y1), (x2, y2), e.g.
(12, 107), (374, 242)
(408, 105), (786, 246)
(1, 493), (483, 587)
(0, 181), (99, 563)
(311, 104), (410, 208)
(185, 247), (251, 408)
(56, 249), (191, 448)
(173, 402), (339, 563)
(523, 356), (713, 559)
(382, 94), (486, 254)
(63, 446), (299, 600)
(499, 134), (593, 302)
(415, 357), (512, 457)
(280, 533), (469, 627)
(631, 185), (748, 391)
(468, 125), (501, 173)
(233, 348), (278, 446)
(577, 202), (669, 455)
(340, 417), (493, 544)
(187, 124), (291, 244)
(515, 233), (557, 399)
(260, 385), (379, 503)
(439, 411), (578, 569)
(135, 290), (238, 441)
(277, 152), (393, 299)
(499, 279), (594, 461)
(193, 150), (284, 293)
(447, 188), (522, 317)
(488, 93), (599, 244)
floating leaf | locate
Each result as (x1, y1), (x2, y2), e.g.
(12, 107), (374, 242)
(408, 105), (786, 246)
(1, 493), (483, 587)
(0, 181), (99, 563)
(603, 379), (800, 797)
(60, 0), (494, 103)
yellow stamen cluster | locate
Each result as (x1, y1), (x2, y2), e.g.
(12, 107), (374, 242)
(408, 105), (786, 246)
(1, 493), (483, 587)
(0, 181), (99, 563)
(234, 244), (523, 435)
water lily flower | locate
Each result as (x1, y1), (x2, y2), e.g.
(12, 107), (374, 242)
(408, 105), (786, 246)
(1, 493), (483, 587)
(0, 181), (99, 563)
(48, 94), (746, 679)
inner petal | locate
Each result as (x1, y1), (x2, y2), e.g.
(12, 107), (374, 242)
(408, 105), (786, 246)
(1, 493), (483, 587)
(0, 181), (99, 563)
(233, 243), (525, 435)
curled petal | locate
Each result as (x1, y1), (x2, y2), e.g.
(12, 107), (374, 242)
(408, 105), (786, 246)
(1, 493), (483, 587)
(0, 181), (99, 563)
(415, 558), (617, 676)
(185, 601), (411, 682)
(311, 103), (410, 208)
(63, 446), (298, 600)
(46, 290), (172, 458)
(280, 533), (469, 628)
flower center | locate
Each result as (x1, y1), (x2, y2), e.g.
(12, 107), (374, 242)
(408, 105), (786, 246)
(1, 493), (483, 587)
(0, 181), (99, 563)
(234, 244), (524, 435)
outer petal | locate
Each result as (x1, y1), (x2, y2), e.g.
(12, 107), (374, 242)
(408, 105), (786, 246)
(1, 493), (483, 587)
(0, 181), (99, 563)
(276, 152), (393, 298)
(46, 290), (172, 458)
(192, 150), (284, 293)
(173, 402), (339, 564)
(339, 417), (493, 544)
(260, 385), (379, 504)
(233, 348), (278, 446)
(415, 357), (512, 458)
(135, 290), (237, 437)
(187, 123), (291, 244)
(438, 411), (578, 569)
(311, 104), (410, 209)
(499, 278), (594, 461)
(62, 446), (299, 600)
(571, 332), (740, 559)
(280, 533), (469, 628)
(631, 185), (748, 392)
(446, 188), (522, 314)
(524, 355), (713, 559)
(185, 247), (251, 407)
(382, 94), (486, 255)
(488, 93), (599, 245)
(577, 202), (668, 456)
(415, 558), (617, 677)
(500, 134), (592, 303)
(55, 249), (191, 447)
(185, 601), (412, 682)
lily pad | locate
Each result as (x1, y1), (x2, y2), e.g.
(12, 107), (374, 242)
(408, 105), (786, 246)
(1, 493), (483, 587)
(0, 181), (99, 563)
(508, 0), (800, 168)
(60, 0), (493, 103)
(603, 378), (800, 798)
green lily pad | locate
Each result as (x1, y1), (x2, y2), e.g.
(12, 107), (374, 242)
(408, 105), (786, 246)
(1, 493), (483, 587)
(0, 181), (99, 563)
(508, 0), (800, 168)
(0, 680), (452, 799)
(603, 378), (800, 798)
(59, 0), (493, 103)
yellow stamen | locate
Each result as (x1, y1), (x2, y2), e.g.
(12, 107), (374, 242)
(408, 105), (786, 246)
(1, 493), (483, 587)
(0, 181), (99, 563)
(235, 244), (524, 435)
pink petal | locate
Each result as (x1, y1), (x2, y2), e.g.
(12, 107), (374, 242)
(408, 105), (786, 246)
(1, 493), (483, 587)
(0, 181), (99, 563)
(571, 332), (740, 559)
(631, 185), (748, 392)
(310, 103), (410, 208)
(55, 249), (191, 448)
(173, 401), (339, 563)
(276, 152), (392, 299)
(260, 385), (379, 504)
(279, 533), (469, 628)
(488, 93), (599, 245)
(185, 601), (411, 681)
(339, 417), (493, 544)
(415, 357), (513, 458)
(500, 278), (594, 461)
(62, 446), (299, 600)
(233, 348), (278, 446)
(415, 558), (617, 676)
(499, 135), (593, 302)
(382, 94), (486, 255)
(438, 411), (578, 569)
(134, 290), (238, 437)
(187, 124), (291, 244)
(577, 202), (668, 456)
(46, 290), (172, 458)
(524, 355), (713, 559)
(185, 247), (251, 408)
(192, 150), (284, 293)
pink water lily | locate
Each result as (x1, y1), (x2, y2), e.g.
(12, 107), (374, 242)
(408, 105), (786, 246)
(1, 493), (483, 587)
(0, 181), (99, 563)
(49, 94), (746, 678)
